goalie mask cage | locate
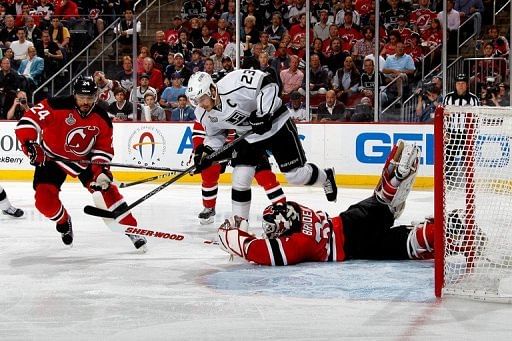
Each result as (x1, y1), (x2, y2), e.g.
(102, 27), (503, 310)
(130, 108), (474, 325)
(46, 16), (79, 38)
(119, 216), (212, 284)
(435, 105), (512, 302)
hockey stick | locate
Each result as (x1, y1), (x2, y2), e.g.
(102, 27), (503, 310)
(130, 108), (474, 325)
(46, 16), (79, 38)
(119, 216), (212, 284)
(107, 221), (218, 245)
(51, 156), (186, 172)
(119, 157), (232, 188)
(84, 130), (253, 219)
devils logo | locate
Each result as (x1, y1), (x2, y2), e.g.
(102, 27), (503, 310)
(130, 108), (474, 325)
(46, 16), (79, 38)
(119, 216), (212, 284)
(64, 126), (100, 156)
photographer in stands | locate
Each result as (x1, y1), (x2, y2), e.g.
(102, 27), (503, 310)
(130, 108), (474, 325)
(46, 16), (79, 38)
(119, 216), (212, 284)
(5, 90), (30, 120)
(415, 82), (442, 123)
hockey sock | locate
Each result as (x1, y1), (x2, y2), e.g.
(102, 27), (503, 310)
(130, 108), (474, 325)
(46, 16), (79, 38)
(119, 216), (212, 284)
(255, 169), (286, 204)
(101, 185), (137, 226)
(0, 188), (12, 210)
(35, 184), (68, 223)
(201, 164), (221, 209)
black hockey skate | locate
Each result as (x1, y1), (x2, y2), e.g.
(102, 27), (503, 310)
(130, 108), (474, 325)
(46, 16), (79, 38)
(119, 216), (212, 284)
(198, 207), (216, 225)
(323, 168), (338, 202)
(56, 217), (73, 246)
(2, 206), (24, 218)
(126, 234), (147, 252)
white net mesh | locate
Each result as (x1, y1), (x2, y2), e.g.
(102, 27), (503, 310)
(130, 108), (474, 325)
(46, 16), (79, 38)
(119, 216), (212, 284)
(442, 105), (512, 300)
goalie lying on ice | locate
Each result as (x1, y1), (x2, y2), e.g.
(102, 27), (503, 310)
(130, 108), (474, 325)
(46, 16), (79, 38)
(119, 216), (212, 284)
(217, 140), (437, 265)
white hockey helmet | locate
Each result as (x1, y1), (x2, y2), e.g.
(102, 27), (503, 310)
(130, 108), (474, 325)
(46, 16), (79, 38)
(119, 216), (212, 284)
(185, 71), (216, 107)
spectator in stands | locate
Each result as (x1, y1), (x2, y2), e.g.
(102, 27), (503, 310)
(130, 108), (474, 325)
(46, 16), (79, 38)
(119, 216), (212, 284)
(407, 33), (424, 71)
(164, 15), (183, 46)
(203, 57), (216, 77)
(335, 0), (361, 26)
(108, 87), (134, 121)
(18, 46), (44, 88)
(311, 0), (332, 23)
(95, 70), (120, 105)
(280, 54), (304, 96)
(380, 30), (401, 58)
(454, 0), (484, 37)
(187, 48), (205, 73)
(265, 12), (287, 47)
(243, 1), (262, 32)
(172, 31), (194, 61)
(0, 57), (20, 92)
(181, 0), (206, 20)
(141, 92), (166, 121)
(5, 89), (29, 120)
(352, 26), (376, 67)
(314, 9), (331, 41)
(160, 72), (186, 110)
(220, 1), (239, 30)
(421, 18), (443, 49)
(410, 0), (437, 34)
(25, 16), (43, 44)
(287, 90), (308, 122)
(383, 0), (408, 32)
(170, 94), (195, 122)
(210, 43), (224, 72)
(289, 13), (313, 54)
(270, 42), (291, 75)
(487, 25), (509, 57)
(257, 51), (279, 83)
(135, 46), (149, 72)
(316, 90), (346, 122)
(213, 55), (234, 82)
(131, 73), (157, 106)
(54, 0), (79, 23)
(311, 38), (327, 66)
(241, 15), (259, 47)
(302, 53), (328, 96)
(115, 55), (135, 92)
(332, 56), (361, 105)
(416, 85), (442, 122)
(222, 31), (242, 67)
(140, 57), (163, 93)
(165, 52), (192, 86)
(350, 96), (374, 122)
(288, 0), (306, 26)
(383, 41), (416, 96)
(259, 31), (276, 57)
(395, 15), (414, 46)
(196, 25), (217, 57)
(0, 15), (17, 48)
(438, 0), (460, 54)
(113, 9), (141, 56)
(212, 18), (230, 47)
(36, 30), (63, 79)
(325, 37), (348, 76)
(10, 27), (34, 68)
(338, 11), (363, 54)
(150, 30), (170, 70)
(489, 82), (510, 107)
(49, 16), (70, 50)
(322, 24), (341, 56)
(35, 0), (54, 30)
(241, 41), (262, 69)
(205, 0), (222, 20)
(359, 57), (389, 106)
(14, 4), (32, 27)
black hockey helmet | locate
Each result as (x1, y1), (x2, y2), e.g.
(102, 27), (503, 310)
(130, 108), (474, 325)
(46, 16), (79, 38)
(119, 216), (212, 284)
(73, 75), (98, 96)
(454, 73), (468, 83)
(262, 202), (300, 239)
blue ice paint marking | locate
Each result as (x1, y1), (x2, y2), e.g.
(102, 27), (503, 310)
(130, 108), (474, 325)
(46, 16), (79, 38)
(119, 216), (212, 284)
(204, 260), (435, 303)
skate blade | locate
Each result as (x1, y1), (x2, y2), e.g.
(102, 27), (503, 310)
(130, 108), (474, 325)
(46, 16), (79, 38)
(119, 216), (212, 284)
(200, 217), (215, 225)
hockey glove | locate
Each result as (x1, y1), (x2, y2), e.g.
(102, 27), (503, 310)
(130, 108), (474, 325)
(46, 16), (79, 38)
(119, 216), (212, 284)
(249, 111), (272, 135)
(193, 144), (215, 173)
(89, 165), (113, 192)
(217, 216), (253, 258)
(24, 141), (46, 166)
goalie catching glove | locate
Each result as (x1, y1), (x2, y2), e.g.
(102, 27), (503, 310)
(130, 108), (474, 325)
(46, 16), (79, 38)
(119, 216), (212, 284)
(23, 141), (46, 166)
(217, 216), (254, 258)
(248, 111), (272, 135)
(89, 164), (113, 191)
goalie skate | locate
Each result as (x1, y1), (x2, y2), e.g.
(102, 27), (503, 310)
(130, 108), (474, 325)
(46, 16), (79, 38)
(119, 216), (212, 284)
(2, 206), (24, 218)
(198, 207), (216, 225)
(446, 209), (487, 258)
(375, 140), (420, 218)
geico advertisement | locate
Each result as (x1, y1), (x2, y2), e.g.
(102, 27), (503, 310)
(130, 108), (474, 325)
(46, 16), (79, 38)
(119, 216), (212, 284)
(0, 122), (32, 169)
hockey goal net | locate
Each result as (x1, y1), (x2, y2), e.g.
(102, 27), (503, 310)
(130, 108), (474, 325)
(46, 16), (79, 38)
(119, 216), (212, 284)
(435, 105), (512, 301)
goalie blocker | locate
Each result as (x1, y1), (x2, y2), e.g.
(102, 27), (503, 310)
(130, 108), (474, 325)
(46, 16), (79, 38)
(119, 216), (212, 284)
(216, 140), (437, 266)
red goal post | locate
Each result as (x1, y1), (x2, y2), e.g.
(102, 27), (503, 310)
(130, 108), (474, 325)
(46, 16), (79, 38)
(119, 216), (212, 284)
(434, 105), (512, 302)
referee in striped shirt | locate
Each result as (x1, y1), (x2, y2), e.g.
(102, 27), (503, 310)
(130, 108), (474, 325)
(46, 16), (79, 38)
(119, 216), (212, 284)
(442, 73), (480, 188)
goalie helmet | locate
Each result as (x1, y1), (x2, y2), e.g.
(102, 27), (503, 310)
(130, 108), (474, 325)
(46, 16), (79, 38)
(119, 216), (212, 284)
(185, 71), (216, 107)
(262, 202), (300, 239)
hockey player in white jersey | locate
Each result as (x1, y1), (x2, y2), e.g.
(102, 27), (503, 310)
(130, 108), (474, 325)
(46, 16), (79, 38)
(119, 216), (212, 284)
(186, 70), (337, 215)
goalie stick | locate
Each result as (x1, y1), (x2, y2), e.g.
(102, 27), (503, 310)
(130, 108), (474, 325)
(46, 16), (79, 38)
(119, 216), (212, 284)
(84, 130), (253, 219)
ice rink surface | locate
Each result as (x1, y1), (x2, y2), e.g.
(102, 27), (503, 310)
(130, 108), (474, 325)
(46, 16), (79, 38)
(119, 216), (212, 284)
(2, 181), (512, 340)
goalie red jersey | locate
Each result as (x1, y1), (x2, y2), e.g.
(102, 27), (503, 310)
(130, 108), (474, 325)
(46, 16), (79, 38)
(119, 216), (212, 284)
(15, 96), (113, 177)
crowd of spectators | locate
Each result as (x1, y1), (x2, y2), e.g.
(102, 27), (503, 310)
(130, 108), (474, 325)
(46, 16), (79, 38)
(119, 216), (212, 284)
(1, 0), (510, 122)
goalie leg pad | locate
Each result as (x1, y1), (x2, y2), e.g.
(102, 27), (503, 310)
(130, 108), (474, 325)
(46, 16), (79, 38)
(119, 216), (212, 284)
(375, 140), (420, 218)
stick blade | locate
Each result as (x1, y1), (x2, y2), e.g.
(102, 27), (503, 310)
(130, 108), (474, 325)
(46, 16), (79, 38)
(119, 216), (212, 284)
(84, 205), (117, 218)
